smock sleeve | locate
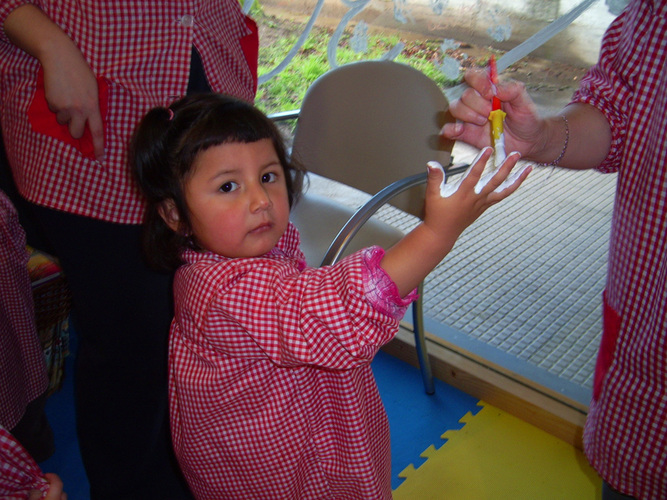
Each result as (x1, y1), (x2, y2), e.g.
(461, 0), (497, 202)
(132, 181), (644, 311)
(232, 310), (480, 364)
(0, 1), (38, 46)
(0, 425), (49, 499)
(570, 11), (631, 173)
(180, 244), (417, 370)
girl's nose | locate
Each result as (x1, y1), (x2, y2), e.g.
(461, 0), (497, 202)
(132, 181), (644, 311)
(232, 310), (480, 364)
(249, 185), (272, 212)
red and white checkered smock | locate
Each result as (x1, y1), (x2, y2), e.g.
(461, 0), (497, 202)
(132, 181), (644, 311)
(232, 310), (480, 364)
(0, 190), (48, 430)
(0, 424), (49, 499)
(0, 0), (257, 224)
(169, 223), (416, 499)
(571, 1), (667, 498)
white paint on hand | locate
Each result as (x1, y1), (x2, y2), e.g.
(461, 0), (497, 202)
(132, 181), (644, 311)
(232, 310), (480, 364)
(494, 132), (506, 168)
(429, 148), (529, 198)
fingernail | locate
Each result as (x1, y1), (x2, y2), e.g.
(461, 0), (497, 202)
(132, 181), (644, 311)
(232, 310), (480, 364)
(427, 160), (443, 172)
(441, 122), (461, 135)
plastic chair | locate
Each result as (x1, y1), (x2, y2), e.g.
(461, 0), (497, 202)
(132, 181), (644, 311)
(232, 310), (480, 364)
(288, 60), (464, 394)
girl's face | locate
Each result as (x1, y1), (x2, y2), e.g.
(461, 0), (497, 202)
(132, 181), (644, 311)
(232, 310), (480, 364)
(182, 138), (290, 258)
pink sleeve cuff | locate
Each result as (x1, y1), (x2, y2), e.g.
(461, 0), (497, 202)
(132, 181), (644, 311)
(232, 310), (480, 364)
(361, 246), (418, 320)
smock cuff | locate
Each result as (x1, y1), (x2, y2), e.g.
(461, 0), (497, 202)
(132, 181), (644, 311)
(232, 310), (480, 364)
(361, 246), (418, 320)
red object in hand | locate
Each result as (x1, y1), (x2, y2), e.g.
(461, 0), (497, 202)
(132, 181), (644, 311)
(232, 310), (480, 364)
(489, 55), (498, 83)
(489, 55), (501, 110)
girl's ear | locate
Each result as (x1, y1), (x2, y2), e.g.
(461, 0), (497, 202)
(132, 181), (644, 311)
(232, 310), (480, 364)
(158, 199), (181, 232)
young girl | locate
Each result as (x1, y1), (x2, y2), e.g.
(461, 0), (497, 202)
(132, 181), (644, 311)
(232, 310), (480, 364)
(132, 93), (530, 499)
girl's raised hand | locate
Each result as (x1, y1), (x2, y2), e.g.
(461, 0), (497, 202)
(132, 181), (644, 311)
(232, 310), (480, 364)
(381, 148), (531, 297)
(423, 148), (530, 247)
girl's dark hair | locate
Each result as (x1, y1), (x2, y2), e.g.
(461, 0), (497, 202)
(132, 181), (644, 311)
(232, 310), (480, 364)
(131, 93), (304, 271)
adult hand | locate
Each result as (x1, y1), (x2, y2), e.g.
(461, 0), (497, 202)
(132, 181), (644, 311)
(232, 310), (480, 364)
(441, 69), (545, 159)
(3, 4), (105, 160)
(40, 41), (105, 160)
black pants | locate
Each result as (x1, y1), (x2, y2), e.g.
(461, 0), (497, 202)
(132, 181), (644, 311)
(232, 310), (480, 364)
(602, 481), (637, 500)
(25, 205), (192, 499)
(10, 393), (54, 463)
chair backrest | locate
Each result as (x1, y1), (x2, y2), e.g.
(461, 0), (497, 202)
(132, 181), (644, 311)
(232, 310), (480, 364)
(291, 60), (454, 218)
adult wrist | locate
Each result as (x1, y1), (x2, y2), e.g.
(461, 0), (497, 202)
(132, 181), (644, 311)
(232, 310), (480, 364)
(529, 115), (569, 166)
(543, 115), (569, 166)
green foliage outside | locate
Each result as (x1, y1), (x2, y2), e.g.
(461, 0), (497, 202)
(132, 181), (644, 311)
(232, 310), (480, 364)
(251, 8), (463, 116)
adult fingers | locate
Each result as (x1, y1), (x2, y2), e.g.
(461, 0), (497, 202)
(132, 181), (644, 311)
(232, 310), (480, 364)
(86, 106), (106, 160)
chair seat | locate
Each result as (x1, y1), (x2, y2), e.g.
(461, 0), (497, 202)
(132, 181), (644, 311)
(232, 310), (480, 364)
(291, 192), (405, 267)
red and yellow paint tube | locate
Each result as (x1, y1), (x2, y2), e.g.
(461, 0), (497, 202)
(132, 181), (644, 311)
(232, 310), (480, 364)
(488, 56), (506, 167)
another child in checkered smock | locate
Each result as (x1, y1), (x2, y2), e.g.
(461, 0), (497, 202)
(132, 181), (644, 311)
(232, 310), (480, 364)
(0, 425), (65, 500)
(0, 190), (52, 460)
(131, 93), (531, 500)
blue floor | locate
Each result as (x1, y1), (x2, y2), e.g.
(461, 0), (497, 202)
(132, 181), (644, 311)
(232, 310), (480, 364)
(38, 338), (481, 497)
(373, 350), (481, 488)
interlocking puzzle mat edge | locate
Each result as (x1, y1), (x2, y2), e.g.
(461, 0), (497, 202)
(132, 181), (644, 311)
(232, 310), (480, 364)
(393, 401), (601, 500)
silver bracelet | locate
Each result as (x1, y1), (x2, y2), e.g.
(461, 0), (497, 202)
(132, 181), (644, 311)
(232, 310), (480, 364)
(546, 115), (569, 167)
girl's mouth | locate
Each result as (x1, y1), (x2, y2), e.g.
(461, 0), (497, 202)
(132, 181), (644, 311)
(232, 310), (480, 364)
(249, 222), (272, 234)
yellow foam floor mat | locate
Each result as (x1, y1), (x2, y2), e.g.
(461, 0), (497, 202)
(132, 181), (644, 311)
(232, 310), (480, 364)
(394, 401), (602, 499)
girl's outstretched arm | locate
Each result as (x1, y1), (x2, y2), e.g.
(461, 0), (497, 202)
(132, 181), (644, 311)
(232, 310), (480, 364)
(380, 148), (530, 297)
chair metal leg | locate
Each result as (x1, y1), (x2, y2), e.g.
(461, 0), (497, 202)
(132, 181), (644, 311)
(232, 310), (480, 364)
(413, 282), (435, 394)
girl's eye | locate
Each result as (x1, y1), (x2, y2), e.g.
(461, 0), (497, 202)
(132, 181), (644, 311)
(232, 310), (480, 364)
(219, 181), (239, 193)
(262, 172), (278, 183)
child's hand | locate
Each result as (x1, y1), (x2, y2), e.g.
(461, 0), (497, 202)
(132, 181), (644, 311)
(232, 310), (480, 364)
(423, 147), (530, 243)
(29, 473), (67, 500)
(380, 147), (530, 297)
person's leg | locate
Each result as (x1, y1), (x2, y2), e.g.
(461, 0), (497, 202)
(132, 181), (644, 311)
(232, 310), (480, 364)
(10, 392), (54, 462)
(30, 205), (192, 500)
(602, 481), (637, 500)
